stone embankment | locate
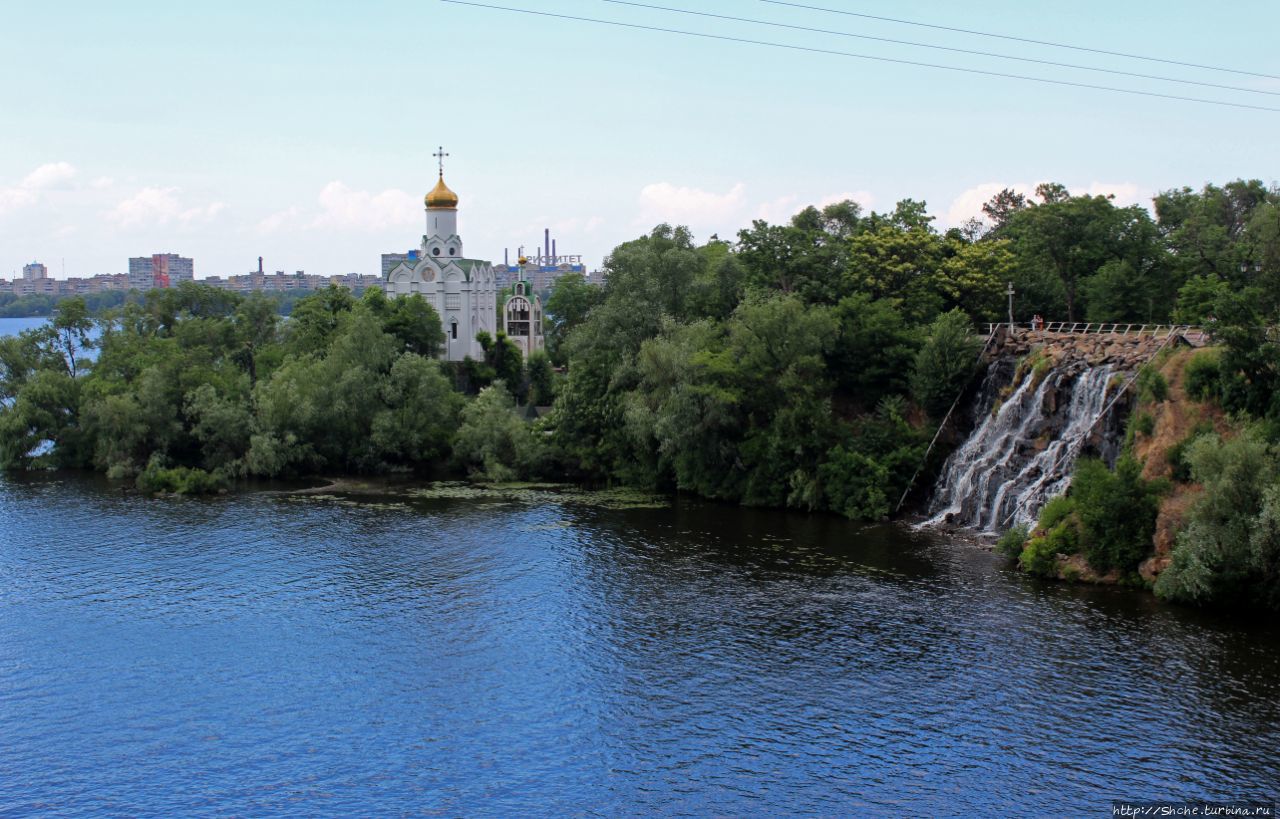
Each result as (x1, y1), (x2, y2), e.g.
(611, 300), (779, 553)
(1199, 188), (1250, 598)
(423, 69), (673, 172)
(989, 328), (1184, 374)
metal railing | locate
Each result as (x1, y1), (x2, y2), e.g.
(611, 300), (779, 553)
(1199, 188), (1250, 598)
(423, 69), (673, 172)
(984, 322), (1202, 338)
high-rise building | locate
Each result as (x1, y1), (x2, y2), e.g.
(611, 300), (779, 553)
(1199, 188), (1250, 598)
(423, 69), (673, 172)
(22, 262), (48, 280)
(128, 253), (193, 290)
(382, 250), (419, 278)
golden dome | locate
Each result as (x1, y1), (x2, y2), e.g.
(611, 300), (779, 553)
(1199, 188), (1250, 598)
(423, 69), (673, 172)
(425, 174), (458, 209)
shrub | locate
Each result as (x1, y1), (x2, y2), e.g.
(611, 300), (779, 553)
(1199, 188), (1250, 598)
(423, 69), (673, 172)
(1183, 349), (1222, 403)
(1136, 368), (1169, 403)
(1072, 457), (1162, 574)
(1019, 518), (1081, 577)
(1156, 429), (1280, 609)
(1167, 424), (1214, 483)
(136, 457), (227, 495)
(997, 524), (1030, 559)
(1038, 495), (1077, 530)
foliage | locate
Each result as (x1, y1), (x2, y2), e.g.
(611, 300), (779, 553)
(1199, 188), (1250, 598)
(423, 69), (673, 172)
(1155, 430), (1280, 609)
(997, 524), (1031, 559)
(135, 457), (227, 495)
(543, 273), (603, 365)
(452, 382), (545, 482)
(1019, 516), (1082, 577)
(1071, 457), (1162, 574)
(1167, 423), (1215, 483)
(525, 350), (556, 407)
(1183, 349), (1223, 402)
(1136, 368), (1169, 403)
(910, 309), (981, 419)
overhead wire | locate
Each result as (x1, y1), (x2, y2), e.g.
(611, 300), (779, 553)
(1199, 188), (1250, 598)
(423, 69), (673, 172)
(597, 0), (1279, 98)
(439, 0), (1280, 113)
(758, 0), (1280, 82)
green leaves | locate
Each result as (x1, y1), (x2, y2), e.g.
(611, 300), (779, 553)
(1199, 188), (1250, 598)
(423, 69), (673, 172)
(910, 309), (982, 420)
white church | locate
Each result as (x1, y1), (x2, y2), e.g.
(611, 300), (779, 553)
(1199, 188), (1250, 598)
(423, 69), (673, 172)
(383, 151), (544, 361)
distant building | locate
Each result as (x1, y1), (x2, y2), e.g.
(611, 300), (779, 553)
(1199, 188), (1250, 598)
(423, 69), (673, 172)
(382, 251), (419, 279)
(22, 262), (48, 280)
(129, 253), (193, 289)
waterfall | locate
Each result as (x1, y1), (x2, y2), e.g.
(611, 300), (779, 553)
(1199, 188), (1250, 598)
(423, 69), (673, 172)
(921, 360), (1119, 533)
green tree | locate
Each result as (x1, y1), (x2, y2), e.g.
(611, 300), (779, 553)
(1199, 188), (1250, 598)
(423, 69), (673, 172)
(452, 381), (541, 481)
(385, 294), (444, 357)
(543, 273), (602, 364)
(910, 309), (982, 419)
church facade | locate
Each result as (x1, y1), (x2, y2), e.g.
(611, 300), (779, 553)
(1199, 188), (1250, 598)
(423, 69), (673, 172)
(382, 164), (499, 362)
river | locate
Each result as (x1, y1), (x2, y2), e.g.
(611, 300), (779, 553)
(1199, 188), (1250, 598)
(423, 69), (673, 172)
(1, 474), (1277, 816)
(0, 316), (53, 337)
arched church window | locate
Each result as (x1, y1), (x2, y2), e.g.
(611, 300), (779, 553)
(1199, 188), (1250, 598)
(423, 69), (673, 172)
(432, 248), (441, 256)
(450, 320), (458, 340)
(448, 248), (456, 256)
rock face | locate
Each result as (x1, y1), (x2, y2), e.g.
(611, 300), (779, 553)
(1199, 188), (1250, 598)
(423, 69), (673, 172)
(991, 329), (1182, 375)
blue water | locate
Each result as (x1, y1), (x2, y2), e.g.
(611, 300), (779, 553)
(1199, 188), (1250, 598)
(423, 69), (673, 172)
(0, 316), (51, 337)
(1, 475), (1278, 816)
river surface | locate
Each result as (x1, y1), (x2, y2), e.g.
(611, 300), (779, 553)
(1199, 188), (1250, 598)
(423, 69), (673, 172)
(1, 475), (1278, 816)
(0, 316), (52, 337)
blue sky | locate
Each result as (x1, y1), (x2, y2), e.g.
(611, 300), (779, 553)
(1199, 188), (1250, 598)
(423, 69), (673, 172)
(2, 0), (1277, 279)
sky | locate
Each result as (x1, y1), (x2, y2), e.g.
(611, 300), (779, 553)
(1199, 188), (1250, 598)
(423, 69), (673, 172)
(2, 0), (1278, 279)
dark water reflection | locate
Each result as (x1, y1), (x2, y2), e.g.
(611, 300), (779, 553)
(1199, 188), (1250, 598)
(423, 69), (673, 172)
(1, 475), (1277, 816)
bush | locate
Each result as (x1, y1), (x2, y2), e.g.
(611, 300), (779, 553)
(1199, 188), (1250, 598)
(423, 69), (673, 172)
(1167, 424), (1214, 483)
(997, 524), (1030, 559)
(1038, 495), (1077, 530)
(1156, 429), (1280, 609)
(1136, 368), (1169, 403)
(1019, 517), (1081, 577)
(136, 457), (227, 495)
(1072, 457), (1162, 574)
(1183, 349), (1222, 403)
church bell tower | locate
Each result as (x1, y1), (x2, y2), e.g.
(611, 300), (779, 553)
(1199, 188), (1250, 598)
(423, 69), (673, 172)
(425, 146), (462, 260)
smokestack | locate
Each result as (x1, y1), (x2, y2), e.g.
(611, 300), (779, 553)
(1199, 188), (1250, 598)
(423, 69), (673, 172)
(258, 256), (263, 275)
(505, 248), (509, 266)
(553, 239), (557, 261)
(544, 228), (550, 264)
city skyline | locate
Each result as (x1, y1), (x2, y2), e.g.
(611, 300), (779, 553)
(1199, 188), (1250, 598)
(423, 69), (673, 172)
(3, 0), (1278, 279)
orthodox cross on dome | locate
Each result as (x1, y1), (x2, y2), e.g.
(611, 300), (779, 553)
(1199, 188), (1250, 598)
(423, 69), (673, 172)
(433, 146), (450, 177)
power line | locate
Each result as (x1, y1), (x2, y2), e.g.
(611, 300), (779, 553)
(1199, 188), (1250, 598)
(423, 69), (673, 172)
(439, 1), (1280, 113)
(599, 0), (1278, 98)
(759, 0), (1280, 82)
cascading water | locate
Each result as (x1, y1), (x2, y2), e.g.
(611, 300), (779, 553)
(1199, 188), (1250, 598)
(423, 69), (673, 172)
(922, 359), (1121, 533)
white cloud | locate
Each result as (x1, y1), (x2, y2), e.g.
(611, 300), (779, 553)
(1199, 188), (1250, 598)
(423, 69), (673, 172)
(90, 176), (115, 189)
(0, 161), (79, 215)
(22, 162), (77, 190)
(0, 187), (35, 214)
(756, 190), (877, 224)
(107, 186), (226, 229)
(1081, 181), (1147, 207)
(636, 182), (878, 237)
(819, 190), (876, 210)
(943, 182), (1031, 227)
(942, 180), (1150, 228)
(257, 206), (303, 235)
(310, 182), (419, 232)
(638, 182), (747, 226)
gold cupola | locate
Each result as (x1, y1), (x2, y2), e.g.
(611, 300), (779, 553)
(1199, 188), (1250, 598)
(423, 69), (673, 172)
(425, 174), (459, 209)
